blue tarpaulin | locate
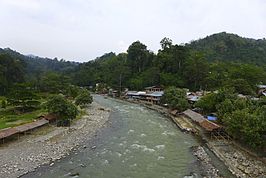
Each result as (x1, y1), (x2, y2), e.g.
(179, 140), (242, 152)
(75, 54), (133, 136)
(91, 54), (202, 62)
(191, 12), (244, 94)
(207, 116), (217, 121)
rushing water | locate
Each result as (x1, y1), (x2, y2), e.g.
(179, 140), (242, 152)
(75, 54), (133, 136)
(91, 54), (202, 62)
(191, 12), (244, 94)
(24, 95), (231, 178)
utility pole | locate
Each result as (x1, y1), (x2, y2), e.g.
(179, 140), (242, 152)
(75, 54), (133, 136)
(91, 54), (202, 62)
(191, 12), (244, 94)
(119, 73), (122, 97)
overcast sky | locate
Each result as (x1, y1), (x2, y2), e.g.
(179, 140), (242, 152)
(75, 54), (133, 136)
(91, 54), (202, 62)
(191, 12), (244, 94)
(0, 0), (265, 62)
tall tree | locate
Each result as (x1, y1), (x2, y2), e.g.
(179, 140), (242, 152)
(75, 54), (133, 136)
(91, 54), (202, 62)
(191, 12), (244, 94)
(0, 53), (25, 95)
(127, 41), (151, 73)
(184, 52), (209, 90)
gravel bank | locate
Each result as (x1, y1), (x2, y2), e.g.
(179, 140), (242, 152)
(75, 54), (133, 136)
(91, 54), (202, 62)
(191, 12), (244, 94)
(208, 141), (266, 178)
(0, 102), (110, 178)
(192, 146), (223, 178)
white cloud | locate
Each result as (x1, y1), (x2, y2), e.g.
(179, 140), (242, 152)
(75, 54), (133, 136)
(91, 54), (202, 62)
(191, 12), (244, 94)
(0, 0), (265, 62)
(0, 0), (41, 10)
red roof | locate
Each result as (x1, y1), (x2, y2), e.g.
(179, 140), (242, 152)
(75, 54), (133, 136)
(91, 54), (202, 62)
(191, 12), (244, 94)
(199, 119), (221, 132)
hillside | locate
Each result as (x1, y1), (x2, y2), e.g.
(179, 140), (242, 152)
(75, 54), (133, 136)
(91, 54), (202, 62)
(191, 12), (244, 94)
(188, 32), (266, 65)
(0, 48), (79, 78)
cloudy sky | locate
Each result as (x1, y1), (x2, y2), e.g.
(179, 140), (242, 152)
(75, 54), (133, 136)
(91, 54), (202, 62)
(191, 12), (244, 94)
(0, 0), (265, 62)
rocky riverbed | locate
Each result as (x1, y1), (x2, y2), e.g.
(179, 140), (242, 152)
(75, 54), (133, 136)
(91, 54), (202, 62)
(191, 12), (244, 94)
(192, 146), (223, 178)
(208, 140), (266, 178)
(0, 102), (110, 178)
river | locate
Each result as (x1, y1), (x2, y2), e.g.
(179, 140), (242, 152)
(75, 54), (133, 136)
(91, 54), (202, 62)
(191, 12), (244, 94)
(23, 95), (233, 178)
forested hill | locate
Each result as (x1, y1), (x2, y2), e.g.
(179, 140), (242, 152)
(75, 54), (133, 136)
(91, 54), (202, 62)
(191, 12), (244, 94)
(188, 32), (266, 65)
(72, 33), (266, 95)
(0, 48), (78, 78)
(1, 32), (266, 95)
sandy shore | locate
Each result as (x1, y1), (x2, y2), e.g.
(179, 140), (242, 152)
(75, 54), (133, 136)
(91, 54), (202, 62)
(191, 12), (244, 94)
(0, 101), (110, 178)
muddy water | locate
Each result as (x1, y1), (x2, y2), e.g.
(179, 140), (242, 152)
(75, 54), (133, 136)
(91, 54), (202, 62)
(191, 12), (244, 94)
(23, 95), (232, 178)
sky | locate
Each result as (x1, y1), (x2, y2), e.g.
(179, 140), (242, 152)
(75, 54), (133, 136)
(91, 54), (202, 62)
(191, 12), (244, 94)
(0, 0), (266, 62)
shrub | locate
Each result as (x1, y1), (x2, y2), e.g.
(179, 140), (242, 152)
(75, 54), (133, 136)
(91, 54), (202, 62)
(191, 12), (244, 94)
(46, 95), (78, 126)
(75, 90), (93, 107)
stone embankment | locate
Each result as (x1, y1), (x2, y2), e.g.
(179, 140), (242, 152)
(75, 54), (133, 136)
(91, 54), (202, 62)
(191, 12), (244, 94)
(0, 102), (110, 178)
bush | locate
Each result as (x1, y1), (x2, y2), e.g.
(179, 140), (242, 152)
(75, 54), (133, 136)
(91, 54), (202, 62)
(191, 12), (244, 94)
(1, 100), (7, 109)
(161, 87), (189, 112)
(46, 95), (78, 126)
(75, 90), (93, 107)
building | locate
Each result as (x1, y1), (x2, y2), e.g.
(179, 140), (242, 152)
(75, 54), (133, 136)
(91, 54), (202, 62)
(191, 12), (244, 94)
(145, 86), (163, 93)
(258, 85), (266, 97)
(126, 89), (164, 104)
(186, 92), (201, 103)
(145, 91), (164, 104)
(183, 109), (221, 133)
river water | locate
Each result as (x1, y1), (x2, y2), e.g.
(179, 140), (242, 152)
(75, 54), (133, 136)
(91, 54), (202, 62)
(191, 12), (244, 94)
(23, 95), (232, 178)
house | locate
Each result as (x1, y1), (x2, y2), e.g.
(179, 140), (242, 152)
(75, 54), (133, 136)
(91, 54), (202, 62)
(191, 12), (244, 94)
(126, 90), (164, 104)
(186, 92), (200, 103)
(183, 109), (221, 133)
(258, 85), (266, 97)
(145, 91), (164, 104)
(126, 91), (146, 100)
(145, 86), (163, 93)
(108, 89), (119, 97)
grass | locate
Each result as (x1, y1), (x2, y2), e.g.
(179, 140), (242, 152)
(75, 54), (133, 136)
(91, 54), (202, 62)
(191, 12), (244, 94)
(0, 107), (47, 129)
(0, 92), (80, 130)
(0, 94), (51, 130)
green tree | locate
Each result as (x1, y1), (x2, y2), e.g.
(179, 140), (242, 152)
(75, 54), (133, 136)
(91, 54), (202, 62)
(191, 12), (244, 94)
(7, 83), (40, 112)
(1, 99), (7, 109)
(40, 72), (70, 93)
(160, 37), (172, 50)
(65, 85), (81, 98)
(196, 87), (237, 115)
(45, 95), (78, 126)
(75, 90), (93, 107)
(223, 109), (266, 148)
(184, 52), (209, 90)
(162, 87), (189, 111)
(196, 93), (218, 114)
(127, 41), (151, 73)
(0, 53), (25, 95)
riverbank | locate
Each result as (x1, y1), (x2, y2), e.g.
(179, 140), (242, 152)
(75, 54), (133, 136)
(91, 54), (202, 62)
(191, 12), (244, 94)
(0, 101), (110, 178)
(122, 98), (266, 178)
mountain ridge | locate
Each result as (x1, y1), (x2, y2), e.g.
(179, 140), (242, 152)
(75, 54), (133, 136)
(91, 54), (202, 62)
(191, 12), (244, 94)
(187, 32), (266, 65)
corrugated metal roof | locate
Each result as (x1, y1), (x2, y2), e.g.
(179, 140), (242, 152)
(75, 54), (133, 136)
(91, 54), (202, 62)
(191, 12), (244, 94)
(146, 91), (164, 97)
(0, 128), (19, 139)
(199, 119), (220, 132)
(183, 109), (205, 123)
(258, 85), (266, 89)
(145, 86), (162, 89)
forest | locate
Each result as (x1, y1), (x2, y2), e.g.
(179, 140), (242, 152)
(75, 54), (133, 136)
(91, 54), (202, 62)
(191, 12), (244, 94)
(71, 32), (266, 95)
(0, 32), (266, 149)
